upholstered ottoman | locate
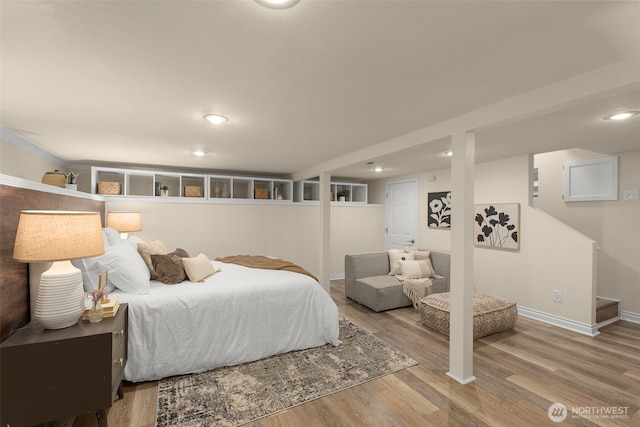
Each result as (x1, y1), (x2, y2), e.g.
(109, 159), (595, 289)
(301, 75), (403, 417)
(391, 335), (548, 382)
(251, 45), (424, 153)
(418, 291), (517, 339)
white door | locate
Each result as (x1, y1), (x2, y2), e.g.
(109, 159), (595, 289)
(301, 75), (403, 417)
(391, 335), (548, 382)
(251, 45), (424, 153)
(385, 179), (419, 250)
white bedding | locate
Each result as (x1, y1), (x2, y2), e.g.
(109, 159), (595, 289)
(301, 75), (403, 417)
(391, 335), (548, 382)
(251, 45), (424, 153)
(111, 260), (340, 382)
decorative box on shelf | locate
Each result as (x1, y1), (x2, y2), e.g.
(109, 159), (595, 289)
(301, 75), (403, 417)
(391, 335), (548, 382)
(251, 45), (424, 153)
(97, 181), (121, 195)
(184, 186), (203, 197)
(254, 189), (269, 199)
(41, 170), (67, 187)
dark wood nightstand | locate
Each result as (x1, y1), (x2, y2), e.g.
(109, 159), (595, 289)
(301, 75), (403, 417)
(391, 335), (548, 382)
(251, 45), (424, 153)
(0, 303), (128, 427)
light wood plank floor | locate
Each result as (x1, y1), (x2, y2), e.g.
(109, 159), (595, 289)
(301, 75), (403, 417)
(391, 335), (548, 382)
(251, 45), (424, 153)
(51, 280), (639, 427)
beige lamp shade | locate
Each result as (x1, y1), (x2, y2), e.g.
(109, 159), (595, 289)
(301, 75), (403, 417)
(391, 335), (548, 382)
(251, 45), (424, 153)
(13, 210), (105, 262)
(106, 211), (142, 233)
(13, 210), (105, 329)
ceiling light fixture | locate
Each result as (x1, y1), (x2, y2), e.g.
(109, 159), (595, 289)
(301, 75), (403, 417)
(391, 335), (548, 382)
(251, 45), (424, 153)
(203, 114), (229, 125)
(255, 0), (301, 9)
(443, 150), (453, 157)
(603, 111), (639, 121)
(192, 150), (207, 157)
(373, 166), (384, 173)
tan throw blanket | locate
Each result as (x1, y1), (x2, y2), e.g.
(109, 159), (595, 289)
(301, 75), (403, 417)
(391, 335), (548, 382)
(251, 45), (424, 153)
(397, 276), (434, 307)
(215, 255), (318, 282)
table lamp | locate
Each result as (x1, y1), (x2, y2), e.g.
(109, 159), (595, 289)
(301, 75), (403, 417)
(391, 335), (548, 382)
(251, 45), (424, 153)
(106, 211), (142, 239)
(13, 211), (105, 329)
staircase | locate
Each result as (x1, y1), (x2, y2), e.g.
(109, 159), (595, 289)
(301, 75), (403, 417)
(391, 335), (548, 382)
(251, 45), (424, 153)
(596, 298), (619, 324)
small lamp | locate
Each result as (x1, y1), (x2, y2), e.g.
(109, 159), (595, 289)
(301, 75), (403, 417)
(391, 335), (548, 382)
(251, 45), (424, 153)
(106, 211), (142, 239)
(13, 211), (105, 329)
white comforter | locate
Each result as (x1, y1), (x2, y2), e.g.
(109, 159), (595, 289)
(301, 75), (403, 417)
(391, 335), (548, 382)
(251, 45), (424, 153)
(112, 260), (340, 382)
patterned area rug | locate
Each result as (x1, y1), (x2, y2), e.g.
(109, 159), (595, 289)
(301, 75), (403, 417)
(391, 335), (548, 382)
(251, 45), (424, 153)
(156, 317), (418, 426)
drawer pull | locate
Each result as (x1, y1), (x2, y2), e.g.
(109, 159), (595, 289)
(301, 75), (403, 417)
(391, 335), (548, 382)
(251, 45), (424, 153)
(114, 329), (124, 338)
(114, 357), (124, 367)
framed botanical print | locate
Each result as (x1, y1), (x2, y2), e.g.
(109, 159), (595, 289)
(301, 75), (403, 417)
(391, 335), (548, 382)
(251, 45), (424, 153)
(474, 203), (520, 250)
(428, 191), (451, 229)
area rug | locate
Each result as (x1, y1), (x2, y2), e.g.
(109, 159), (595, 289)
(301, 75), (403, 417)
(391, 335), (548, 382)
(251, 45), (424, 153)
(156, 317), (417, 426)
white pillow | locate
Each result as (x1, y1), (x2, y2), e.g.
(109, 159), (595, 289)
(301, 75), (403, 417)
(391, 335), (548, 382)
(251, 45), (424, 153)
(182, 253), (219, 282)
(96, 242), (150, 294)
(388, 250), (414, 275)
(103, 227), (122, 246)
(126, 235), (145, 248)
(72, 256), (114, 293)
(72, 243), (128, 293)
(399, 259), (435, 279)
(101, 229), (110, 252)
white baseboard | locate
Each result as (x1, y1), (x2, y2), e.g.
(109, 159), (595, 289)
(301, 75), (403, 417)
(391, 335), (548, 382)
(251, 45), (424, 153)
(446, 372), (476, 385)
(621, 310), (640, 324)
(597, 316), (621, 328)
(331, 273), (345, 280)
(517, 306), (599, 337)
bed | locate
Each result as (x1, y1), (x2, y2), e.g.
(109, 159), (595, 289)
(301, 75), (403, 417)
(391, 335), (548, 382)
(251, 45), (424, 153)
(74, 230), (340, 383)
(115, 260), (339, 382)
(0, 179), (339, 383)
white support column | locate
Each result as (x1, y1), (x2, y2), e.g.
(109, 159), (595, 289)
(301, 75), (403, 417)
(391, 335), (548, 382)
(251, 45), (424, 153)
(447, 131), (476, 384)
(319, 172), (331, 294)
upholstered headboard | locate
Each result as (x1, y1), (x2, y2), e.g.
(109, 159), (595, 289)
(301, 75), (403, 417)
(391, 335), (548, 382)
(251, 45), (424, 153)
(0, 178), (104, 342)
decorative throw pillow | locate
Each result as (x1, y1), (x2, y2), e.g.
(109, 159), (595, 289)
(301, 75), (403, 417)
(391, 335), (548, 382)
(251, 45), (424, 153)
(403, 248), (436, 275)
(399, 259), (435, 279)
(406, 248), (431, 261)
(137, 240), (168, 280)
(151, 248), (190, 285)
(388, 250), (414, 275)
(182, 253), (219, 282)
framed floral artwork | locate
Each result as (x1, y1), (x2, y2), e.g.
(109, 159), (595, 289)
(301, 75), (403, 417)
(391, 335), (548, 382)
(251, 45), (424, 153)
(428, 191), (451, 229)
(474, 203), (520, 250)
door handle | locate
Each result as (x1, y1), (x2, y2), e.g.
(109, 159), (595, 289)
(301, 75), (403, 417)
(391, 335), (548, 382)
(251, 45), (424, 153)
(407, 239), (415, 244)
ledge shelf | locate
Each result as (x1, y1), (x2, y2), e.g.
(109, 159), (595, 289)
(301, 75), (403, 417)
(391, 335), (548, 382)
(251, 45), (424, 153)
(294, 180), (368, 204)
(91, 167), (293, 203)
(92, 168), (367, 205)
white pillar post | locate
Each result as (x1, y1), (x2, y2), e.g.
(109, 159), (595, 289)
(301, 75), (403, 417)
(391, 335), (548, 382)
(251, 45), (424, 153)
(447, 131), (476, 384)
(319, 172), (331, 294)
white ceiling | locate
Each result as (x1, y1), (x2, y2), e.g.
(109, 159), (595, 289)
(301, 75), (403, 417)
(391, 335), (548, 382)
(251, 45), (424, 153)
(1, 0), (639, 180)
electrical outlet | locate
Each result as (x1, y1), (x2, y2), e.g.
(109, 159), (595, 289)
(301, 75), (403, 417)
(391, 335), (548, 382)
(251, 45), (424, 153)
(553, 290), (563, 303)
(623, 189), (638, 200)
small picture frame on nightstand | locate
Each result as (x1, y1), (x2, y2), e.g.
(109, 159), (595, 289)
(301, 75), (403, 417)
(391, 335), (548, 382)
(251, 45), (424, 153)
(98, 270), (108, 290)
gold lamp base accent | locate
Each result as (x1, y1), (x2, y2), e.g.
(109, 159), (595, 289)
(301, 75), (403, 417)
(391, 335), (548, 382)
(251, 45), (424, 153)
(34, 260), (85, 329)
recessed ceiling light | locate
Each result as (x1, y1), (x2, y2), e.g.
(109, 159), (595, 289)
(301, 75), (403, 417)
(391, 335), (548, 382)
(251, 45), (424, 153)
(443, 150), (453, 157)
(255, 0), (301, 9)
(192, 151), (207, 157)
(204, 114), (229, 124)
(373, 166), (384, 173)
(603, 111), (639, 121)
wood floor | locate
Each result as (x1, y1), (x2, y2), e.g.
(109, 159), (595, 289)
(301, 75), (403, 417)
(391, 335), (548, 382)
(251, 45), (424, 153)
(52, 280), (639, 427)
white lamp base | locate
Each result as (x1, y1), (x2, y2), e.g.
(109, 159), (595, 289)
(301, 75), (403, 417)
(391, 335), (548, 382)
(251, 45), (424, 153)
(34, 260), (85, 329)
